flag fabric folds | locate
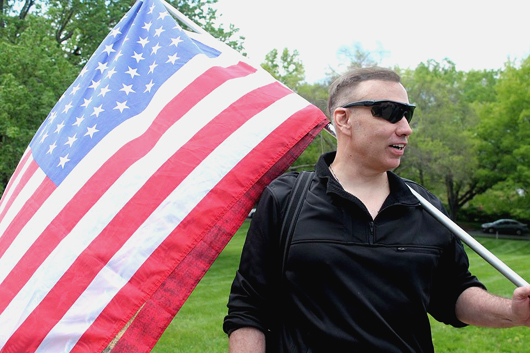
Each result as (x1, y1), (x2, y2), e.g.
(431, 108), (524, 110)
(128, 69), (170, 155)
(0, 0), (327, 351)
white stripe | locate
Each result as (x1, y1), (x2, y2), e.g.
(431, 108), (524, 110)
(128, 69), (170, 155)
(38, 93), (310, 352)
(0, 52), (237, 286)
(0, 148), (32, 219)
(0, 68), (276, 348)
(0, 159), (47, 244)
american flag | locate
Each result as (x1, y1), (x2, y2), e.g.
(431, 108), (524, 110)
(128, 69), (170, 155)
(0, 0), (327, 351)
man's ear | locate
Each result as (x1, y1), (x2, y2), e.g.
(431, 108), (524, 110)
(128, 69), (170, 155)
(333, 108), (352, 136)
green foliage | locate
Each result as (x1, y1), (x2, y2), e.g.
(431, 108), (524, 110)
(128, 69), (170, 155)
(261, 48), (305, 92)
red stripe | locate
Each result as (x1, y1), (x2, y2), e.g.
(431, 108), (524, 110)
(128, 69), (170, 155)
(2, 81), (292, 352)
(82, 106), (326, 353)
(0, 149), (31, 211)
(0, 63), (255, 325)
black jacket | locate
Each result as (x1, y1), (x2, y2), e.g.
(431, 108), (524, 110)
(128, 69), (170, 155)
(224, 152), (484, 352)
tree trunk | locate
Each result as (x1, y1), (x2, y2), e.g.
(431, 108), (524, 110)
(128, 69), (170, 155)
(445, 174), (458, 220)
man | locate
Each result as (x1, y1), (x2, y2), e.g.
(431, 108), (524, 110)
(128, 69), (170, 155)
(223, 67), (530, 352)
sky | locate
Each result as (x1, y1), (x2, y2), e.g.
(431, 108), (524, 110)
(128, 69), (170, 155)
(213, 0), (530, 83)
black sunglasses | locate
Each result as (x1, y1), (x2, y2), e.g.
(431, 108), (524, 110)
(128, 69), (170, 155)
(340, 100), (415, 124)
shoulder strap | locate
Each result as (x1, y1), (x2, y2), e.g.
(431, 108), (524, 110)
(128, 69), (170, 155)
(279, 171), (313, 281)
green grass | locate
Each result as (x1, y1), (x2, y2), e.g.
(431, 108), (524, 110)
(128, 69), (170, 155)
(153, 222), (530, 352)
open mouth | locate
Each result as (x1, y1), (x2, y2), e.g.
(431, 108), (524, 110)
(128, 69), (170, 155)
(390, 144), (406, 151)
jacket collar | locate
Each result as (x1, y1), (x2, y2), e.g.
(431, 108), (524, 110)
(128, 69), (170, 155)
(315, 151), (419, 207)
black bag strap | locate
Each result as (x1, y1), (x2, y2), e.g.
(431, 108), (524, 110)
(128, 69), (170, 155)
(279, 171), (313, 281)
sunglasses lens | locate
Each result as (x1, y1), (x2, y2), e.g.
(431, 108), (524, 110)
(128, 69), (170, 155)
(371, 102), (413, 123)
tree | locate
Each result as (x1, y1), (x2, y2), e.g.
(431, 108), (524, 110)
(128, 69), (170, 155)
(398, 60), (498, 220)
(470, 56), (530, 221)
(261, 48), (305, 92)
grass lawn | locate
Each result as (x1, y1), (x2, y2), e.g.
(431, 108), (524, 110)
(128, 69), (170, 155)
(152, 221), (530, 352)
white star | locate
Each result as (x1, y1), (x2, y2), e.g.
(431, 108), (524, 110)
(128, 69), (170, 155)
(166, 53), (179, 65)
(81, 97), (93, 108)
(114, 101), (129, 113)
(58, 93), (66, 102)
(47, 141), (57, 155)
(151, 42), (162, 55)
(96, 61), (108, 73)
(144, 80), (155, 93)
(154, 26), (165, 37)
(55, 121), (65, 133)
(65, 133), (77, 147)
(62, 102), (73, 114)
(98, 85), (111, 97)
(110, 27), (121, 37)
(103, 44), (115, 55)
(132, 51), (145, 63)
(114, 51), (123, 62)
(148, 61), (158, 74)
(148, 4), (155, 14)
(120, 84), (135, 95)
(158, 11), (169, 20)
(85, 125), (99, 138)
(73, 115), (84, 126)
(89, 79), (101, 90)
(70, 84), (81, 95)
(106, 67), (117, 79)
(91, 105), (104, 117)
(48, 111), (57, 123)
(79, 67), (88, 77)
(137, 37), (149, 48)
(58, 154), (70, 169)
(170, 36), (183, 47)
(142, 21), (152, 31)
(40, 131), (49, 143)
(125, 66), (139, 79)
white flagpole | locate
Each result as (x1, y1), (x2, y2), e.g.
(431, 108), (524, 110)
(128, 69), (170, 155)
(161, 0), (209, 35)
(323, 122), (529, 288)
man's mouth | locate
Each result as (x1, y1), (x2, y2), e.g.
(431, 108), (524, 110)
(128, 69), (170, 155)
(390, 144), (406, 150)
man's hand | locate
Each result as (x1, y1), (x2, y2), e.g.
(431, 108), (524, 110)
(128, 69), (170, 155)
(510, 286), (530, 326)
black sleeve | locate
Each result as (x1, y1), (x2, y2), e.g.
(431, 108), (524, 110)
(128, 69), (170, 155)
(223, 176), (292, 335)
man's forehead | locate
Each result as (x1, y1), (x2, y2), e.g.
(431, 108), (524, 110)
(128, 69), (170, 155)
(348, 80), (408, 101)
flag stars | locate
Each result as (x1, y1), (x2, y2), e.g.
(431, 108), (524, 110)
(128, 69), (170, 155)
(148, 4), (155, 14)
(98, 85), (111, 97)
(114, 51), (123, 62)
(70, 84), (81, 95)
(73, 115), (84, 126)
(106, 67), (117, 79)
(114, 101), (129, 113)
(125, 66), (140, 79)
(85, 125), (99, 138)
(81, 97), (93, 108)
(148, 61), (158, 74)
(120, 83), (135, 95)
(132, 51), (145, 63)
(110, 27), (121, 37)
(142, 21), (152, 31)
(151, 43), (161, 55)
(63, 101), (74, 114)
(91, 105), (105, 117)
(144, 80), (155, 93)
(89, 79), (101, 90)
(55, 121), (65, 133)
(47, 141), (57, 155)
(158, 11), (169, 20)
(103, 44), (116, 55)
(65, 133), (78, 147)
(154, 26), (165, 37)
(137, 37), (149, 48)
(96, 61), (109, 73)
(58, 154), (70, 169)
(79, 67), (89, 77)
(170, 36), (183, 48)
(40, 131), (49, 143)
(166, 53), (179, 65)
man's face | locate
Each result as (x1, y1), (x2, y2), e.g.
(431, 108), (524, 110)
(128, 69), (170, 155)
(340, 80), (413, 173)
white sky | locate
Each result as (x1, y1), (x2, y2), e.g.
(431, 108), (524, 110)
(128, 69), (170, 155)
(213, 0), (530, 83)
